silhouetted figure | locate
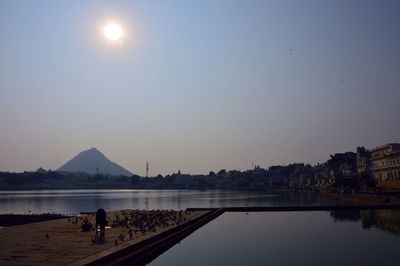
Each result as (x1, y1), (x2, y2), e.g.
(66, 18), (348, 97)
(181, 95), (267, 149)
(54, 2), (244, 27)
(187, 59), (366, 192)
(81, 217), (92, 232)
(96, 208), (107, 242)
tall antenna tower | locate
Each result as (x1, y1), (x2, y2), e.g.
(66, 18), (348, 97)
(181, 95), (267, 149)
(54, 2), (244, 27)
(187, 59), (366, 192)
(146, 161), (149, 178)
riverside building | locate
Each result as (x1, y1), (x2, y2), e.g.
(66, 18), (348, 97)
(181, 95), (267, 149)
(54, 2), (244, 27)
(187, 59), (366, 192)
(369, 144), (400, 181)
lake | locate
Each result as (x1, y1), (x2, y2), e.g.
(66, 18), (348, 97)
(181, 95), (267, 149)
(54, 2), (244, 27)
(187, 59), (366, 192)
(1, 189), (400, 265)
(0, 189), (334, 214)
(150, 210), (400, 266)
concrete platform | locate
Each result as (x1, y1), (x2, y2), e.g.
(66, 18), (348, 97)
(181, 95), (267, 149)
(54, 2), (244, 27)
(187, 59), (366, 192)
(0, 210), (207, 266)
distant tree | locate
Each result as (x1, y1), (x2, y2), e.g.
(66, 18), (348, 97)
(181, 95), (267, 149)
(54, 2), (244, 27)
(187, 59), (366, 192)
(130, 175), (141, 184)
(217, 169), (227, 178)
(117, 175), (128, 182)
(359, 171), (376, 190)
(209, 171), (216, 177)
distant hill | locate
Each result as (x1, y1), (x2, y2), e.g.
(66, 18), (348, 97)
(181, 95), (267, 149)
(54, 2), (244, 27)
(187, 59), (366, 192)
(57, 148), (133, 176)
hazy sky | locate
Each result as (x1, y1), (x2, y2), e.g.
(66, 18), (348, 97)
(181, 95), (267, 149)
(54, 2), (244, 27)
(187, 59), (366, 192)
(1, 0), (399, 175)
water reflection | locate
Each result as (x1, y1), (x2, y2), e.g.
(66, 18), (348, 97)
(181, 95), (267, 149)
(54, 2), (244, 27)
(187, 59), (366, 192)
(330, 209), (400, 236)
(150, 211), (400, 266)
(0, 190), (336, 214)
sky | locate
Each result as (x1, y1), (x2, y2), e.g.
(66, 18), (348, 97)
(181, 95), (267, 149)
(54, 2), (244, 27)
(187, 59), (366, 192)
(0, 0), (399, 176)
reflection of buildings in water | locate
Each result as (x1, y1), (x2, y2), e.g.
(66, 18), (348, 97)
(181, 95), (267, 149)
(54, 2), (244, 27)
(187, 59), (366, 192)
(330, 209), (400, 235)
(363, 209), (400, 235)
(177, 191), (181, 210)
(331, 210), (361, 222)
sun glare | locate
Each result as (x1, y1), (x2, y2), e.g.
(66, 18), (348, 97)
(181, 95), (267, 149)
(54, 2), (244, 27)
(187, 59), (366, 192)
(103, 23), (123, 42)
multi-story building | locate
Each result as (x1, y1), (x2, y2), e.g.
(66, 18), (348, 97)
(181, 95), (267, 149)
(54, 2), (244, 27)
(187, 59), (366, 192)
(369, 143), (400, 181)
(356, 146), (370, 174)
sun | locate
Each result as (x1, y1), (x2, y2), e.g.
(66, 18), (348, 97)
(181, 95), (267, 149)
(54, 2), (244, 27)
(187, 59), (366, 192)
(103, 23), (123, 42)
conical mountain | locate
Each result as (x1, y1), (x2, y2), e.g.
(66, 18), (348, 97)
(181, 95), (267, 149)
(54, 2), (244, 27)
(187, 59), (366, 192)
(57, 148), (133, 176)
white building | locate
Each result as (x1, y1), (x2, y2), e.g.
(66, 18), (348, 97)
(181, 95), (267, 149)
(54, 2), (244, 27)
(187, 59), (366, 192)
(369, 143), (400, 181)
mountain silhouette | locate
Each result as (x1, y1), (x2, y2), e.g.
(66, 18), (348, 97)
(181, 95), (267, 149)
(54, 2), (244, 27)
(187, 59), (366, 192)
(57, 148), (132, 176)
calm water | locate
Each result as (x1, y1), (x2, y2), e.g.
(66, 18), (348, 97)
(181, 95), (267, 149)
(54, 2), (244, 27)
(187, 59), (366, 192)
(2, 190), (399, 265)
(150, 211), (400, 266)
(0, 189), (333, 214)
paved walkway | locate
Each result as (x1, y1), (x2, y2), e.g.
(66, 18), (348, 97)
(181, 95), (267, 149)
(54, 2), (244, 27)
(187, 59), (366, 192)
(0, 210), (206, 266)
